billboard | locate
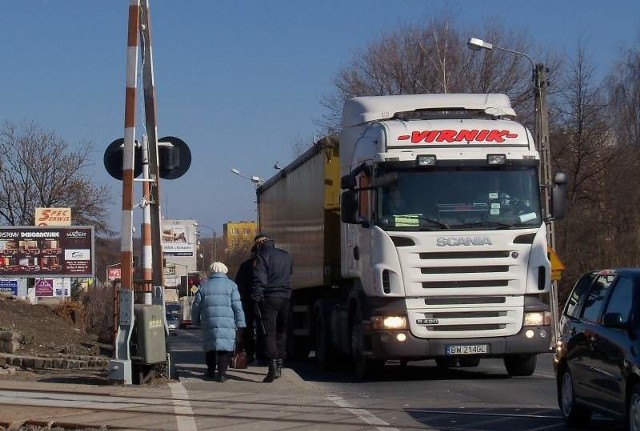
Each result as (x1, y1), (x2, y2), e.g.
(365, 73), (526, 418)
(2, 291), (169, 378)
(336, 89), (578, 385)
(162, 219), (197, 256)
(0, 226), (94, 277)
(0, 278), (18, 296)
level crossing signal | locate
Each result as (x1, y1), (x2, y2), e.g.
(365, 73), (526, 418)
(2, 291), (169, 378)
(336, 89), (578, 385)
(103, 136), (191, 180)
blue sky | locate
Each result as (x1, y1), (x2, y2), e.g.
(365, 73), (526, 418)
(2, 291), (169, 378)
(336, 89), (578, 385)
(1, 1), (638, 237)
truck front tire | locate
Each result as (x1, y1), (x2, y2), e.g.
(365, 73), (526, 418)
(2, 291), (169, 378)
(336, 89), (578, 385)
(351, 308), (384, 380)
(504, 353), (537, 376)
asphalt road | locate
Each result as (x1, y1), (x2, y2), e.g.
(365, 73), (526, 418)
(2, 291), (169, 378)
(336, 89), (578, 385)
(172, 327), (621, 430)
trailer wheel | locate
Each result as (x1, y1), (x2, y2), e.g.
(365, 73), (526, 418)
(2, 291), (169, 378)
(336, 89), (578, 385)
(351, 308), (384, 380)
(315, 302), (339, 369)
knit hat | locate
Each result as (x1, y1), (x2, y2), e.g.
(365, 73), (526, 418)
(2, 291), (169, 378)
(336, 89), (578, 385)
(209, 261), (228, 274)
(254, 233), (270, 244)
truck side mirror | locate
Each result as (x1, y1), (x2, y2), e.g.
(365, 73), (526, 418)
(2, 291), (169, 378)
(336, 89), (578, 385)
(551, 171), (567, 220)
(341, 190), (359, 224)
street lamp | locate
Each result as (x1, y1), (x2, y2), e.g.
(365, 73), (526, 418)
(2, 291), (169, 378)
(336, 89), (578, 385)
(230, 168), (264, 186)
(466, 36), (551, 233)
(468, 36), (558, 345)
(194, 222), (217, 262)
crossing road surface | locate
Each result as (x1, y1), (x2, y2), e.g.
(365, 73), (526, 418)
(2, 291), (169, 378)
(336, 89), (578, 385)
(0, 329), (622, 430)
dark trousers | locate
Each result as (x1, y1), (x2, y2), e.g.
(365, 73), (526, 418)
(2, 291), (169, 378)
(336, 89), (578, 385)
(241, 300), (258, 361)
(205, 350), (231, 375)
(258, 296), (290, 361)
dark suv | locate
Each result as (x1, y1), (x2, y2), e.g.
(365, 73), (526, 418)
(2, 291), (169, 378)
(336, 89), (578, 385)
(554, 268), (640, 429)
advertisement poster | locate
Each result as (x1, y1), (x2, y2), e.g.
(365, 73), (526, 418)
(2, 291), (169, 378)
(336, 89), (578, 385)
(107, 264), (121, 282)
(0, 227), (94, 277)
(34, 278), (70, 297)
(35, 278), (54, 296)
(0, 278), (18, 296)
(162, 220), (196, 256)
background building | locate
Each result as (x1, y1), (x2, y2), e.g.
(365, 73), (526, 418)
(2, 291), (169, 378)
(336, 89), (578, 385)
(223, 221), (257, 253)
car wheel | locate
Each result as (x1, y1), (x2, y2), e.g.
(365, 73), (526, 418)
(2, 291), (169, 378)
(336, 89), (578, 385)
(626, 383), (640, 431)
(503, 354), (537, 376)
(558, 367), (591, 428)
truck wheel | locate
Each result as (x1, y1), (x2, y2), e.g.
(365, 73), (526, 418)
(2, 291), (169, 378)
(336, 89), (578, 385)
(315, 303), (338, 370)
(458, 357), (480, 367)
(435, 357), (457, 371)
(351, 309), (384, 380)
(503, 353), (537, 376)
(291, 338), (311, 361)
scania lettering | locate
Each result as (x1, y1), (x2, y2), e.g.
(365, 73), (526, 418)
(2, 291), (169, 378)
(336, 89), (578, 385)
(436, 236), (493, 246)
(256, 94), (567, 379)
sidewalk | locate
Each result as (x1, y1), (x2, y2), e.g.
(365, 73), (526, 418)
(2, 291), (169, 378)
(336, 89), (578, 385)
(0, 364), (351, 431)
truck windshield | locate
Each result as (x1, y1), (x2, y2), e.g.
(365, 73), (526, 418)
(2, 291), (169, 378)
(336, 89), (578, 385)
(376, 166), (542, 231)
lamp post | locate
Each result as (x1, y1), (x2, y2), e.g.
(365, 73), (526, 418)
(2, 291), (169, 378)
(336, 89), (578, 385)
(230, 168), (264, 186)
(230, 168), (263, 228)
(467, 37), (558, 346)
(194, 222), (217, 262)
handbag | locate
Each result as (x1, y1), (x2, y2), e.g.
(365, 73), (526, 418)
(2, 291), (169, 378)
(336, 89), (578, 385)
(231, 349), (248, 369)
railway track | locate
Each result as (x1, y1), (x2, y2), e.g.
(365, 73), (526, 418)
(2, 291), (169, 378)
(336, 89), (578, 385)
(0, 382), (574, 431)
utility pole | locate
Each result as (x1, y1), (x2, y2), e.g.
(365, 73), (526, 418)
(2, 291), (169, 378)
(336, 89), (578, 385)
(110, 0), (167, 385)
(467, 38), (563, 349)
(534, 63), (561, 345)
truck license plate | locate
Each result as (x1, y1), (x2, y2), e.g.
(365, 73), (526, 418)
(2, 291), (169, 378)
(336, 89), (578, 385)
(446, 344), (488, 355)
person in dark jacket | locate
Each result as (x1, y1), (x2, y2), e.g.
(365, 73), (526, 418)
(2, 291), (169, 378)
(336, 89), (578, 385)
(234, 245), (260, 364)
(192, 261), (246, 382)
(251, 233), (293, 383)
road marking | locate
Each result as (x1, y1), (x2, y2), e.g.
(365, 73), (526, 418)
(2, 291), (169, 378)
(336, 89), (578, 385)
(169, 381), (197, 431)
(327, 395), (400, 431)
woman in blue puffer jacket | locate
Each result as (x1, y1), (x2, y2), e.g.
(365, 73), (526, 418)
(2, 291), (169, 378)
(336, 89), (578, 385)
(191, 261), (246, 381)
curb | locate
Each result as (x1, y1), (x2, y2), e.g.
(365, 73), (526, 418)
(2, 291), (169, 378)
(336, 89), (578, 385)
(0, 352), (109, 371)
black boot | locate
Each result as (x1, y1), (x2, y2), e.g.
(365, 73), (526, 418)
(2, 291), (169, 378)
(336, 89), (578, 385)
(263, 359), (278, 383)
(216, 371), (227, 383)
(275, 358), (283, 379)
(216, 351), (230, 382)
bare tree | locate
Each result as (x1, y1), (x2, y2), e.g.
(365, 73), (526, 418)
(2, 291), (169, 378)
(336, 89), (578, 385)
(607, 47), (640, 147)
(318, 16), (560, 133)
(603, 44), (640, 265)
(0, 120), (113, 233)
(552, 46), (613, 294)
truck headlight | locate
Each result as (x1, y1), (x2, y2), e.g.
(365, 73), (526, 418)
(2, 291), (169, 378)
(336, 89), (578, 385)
(524, 311), (550, 326)
(371, 315), (407, 330)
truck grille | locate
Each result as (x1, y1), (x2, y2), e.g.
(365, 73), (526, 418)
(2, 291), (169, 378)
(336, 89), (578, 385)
(399, 242), (528, 339)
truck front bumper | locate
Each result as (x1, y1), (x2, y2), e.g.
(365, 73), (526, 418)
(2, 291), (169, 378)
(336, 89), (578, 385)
(370, 325), (552, 360)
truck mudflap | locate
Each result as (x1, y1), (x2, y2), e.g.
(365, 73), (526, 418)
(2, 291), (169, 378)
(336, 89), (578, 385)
(369, 325), (552, 360)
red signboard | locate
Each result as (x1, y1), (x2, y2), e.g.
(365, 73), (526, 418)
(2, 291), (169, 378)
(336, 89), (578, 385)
(35, 279), (54, 297)
(0, 227), (94, 277)
(107, 265), (121, 281)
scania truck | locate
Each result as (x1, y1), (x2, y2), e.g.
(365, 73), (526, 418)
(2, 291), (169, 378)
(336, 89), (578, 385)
(257, 94), (567, 379)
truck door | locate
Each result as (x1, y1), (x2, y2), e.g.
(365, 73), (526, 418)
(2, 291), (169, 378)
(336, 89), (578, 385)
(356, 172), (374, 288)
